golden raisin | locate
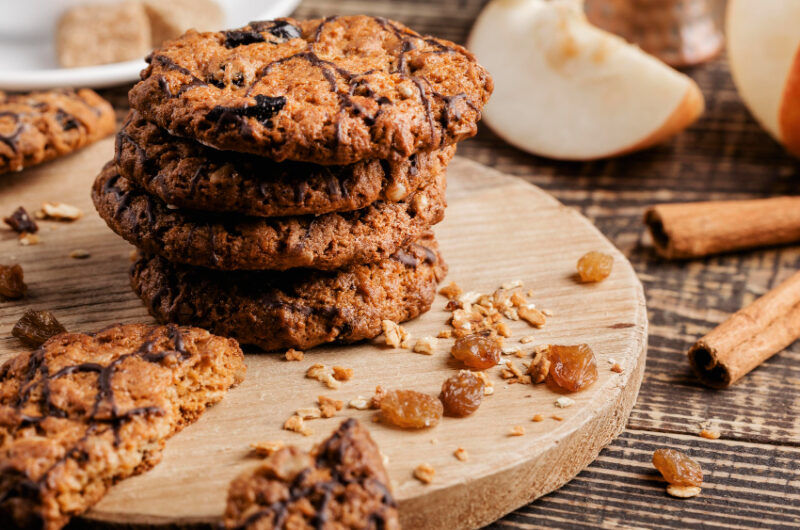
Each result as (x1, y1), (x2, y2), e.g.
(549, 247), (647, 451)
(440, 370), (484, 417)
(12, 309), (66, 347)
(451, 333), (501, 370)
(0, 264), (27, 299)
(652, 448), (703, 487)
(548, 344), (598, 392)
(380, 389), (442, 429)
(577, 251), (613, 283)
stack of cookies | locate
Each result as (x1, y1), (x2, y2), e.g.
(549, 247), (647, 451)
(93, 15), (492, 351)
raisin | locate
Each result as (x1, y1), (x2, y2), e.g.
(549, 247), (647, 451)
(451, 333), (501, 370)
(12, 309), (66, 347)
(652, 448), (703, 487)
(0, 264), (27, 299)
(577, 251), (613, 283)
(3, 206), (37, 234)
(440, 370), (484, 417)
(379, 389), (442, 429)
(548, 344), (598, 392)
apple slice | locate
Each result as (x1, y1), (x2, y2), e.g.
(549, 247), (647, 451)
(467, 0), (704, 160)
(727, 0), (800, 156)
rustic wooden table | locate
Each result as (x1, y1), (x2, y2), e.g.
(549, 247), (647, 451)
(87, 0), (795, 528)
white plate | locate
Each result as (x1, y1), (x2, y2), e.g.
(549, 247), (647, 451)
(0, 0), (301, 91)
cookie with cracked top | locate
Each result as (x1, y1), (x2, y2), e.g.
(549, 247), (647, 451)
(129, 235), (446, 351)
(0, 89), (115, 175)
(116, 111), (455, 217)
(0, 323), (245, 530)
(93, 161), (446, 271)
(128, 15), (492, 165)
(224, 419), (399, 529)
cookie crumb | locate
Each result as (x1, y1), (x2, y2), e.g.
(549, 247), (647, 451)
(528, 349), (551, 384)
(249, 440), (284, 457)
(509, 425), (525, 436)
(495, 321), (512, 338)
(296, 407), (322, 420)
(318, 395), (344, 418)
(699, 429), (720, 440)
(19, 232), (40, 246)
(382, 319), (410, 348)
(306, 363), (342, 389)
(555, 397), (575, 408)
(510, 292), (527, 307)
(518, 305), (546, 328)
(531, 414), (544, 422)
(39, 201), (83, 221)
(285, 348), (304, 361)
(68, 249), (90, 259)
(283, 414), (312, 436)
(412, 336), (437, 355)
(454, 447), (469, 462)
(332, 366), (353, 381)
(439, 281), (463, 300)
(473, 371), (494, 395)
(413, 463), (435, 484)
(666, 485), (702, 498)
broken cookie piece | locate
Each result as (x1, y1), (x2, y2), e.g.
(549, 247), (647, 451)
(224, 419), (398, 529)
(0, 323), (245, 529)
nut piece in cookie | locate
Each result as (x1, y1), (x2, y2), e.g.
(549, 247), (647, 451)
(57, 2), (151, 68)
(0, 89), (115, 175)
(224, 419), (399, 529)
(0, 323), (245, 530)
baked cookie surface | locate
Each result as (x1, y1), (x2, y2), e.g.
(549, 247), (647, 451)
(224, 419), (399, 529)
(130, 236), (446, 351)
(0, 89), (115, 175)
(93, 162), (446, 271)
(116, 111), (455, 217)
(0, 323), (245, 530)
(128, 15), (492, 164)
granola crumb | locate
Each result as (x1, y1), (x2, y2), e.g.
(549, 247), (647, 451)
(501, 279), (523, 290)
(437, 329), (453, 339)
(502, 346), (521, 356)
(249, 440), (285, 457)
(19, 232), (40, 246)
(454, 447), (469, 462)
(370, 385), (387, 409)
(285, 348), (304, 361)
(666, 485), (702, 498)
(610, 363), (624, 373)
(295, 407), (322, 420)
(531, 414), (544, 422)
(306, 363), (342, 389)
(39, 201), (83, 221)
(382, 319), (410, 348)
(318, 395), (344, 418)
(413, 336), (437, 355)
(520, 335), (535, 344)
(495, 321), (512, 338)
(473, 371), (494, 395)
(332, 366), (353, 381)
(414, 463), (436, 484)
(555, 397), (575, 408)
(519, 305), (546, 328)
(551, 415), (564, 421)
(699, 429), (721, 440)
(510, 292), (527, 307)
(348, 396), (370, 410)
(509, 425), (525, 437)
(528, 349), (551, 384)
(439, 281), (463, 300)
(283, 414), (312, 436)
(68, 249), (90, 259)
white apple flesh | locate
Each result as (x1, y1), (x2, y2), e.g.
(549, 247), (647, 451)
(727, 0), (800, 156)
(467, 0), (704, 160)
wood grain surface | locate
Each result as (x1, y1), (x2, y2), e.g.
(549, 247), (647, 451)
(2, 0), (799, 528)
(0, 133), (647, 528)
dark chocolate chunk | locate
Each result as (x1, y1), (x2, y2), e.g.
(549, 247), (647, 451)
(3, 206), (38, 234)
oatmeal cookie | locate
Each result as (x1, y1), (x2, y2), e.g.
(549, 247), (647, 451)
(116, 111), (454, 217)
(93, 162), (446, 271)
(0, 89), (115, 175)
(128, 15), (492, 164)
(129, 236), (447, 351)
(224, 419), (399, 529)
(0, 323), (245, 530)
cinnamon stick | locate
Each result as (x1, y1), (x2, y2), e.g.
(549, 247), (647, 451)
(688, 270), (800, 388)
(644, 197), (800, 259)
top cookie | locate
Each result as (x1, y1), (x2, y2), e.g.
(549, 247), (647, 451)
(128, 15), (493, 164)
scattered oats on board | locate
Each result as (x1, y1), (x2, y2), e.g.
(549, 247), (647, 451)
(249, 440), (285, 457)
(413, 336), (437, 355)
(414, 463), (436, 484)
(454, 447), (469, 462)
(667, 485), (702, 498)
(509, 425), (525, 436)
(474, 371), (494, 395)
(285, 348), (304, 361)
(555, 397), (575, 408)
(39, 201), (82, 221)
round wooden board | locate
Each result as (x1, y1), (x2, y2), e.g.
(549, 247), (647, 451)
(0, 138), (647, 529)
